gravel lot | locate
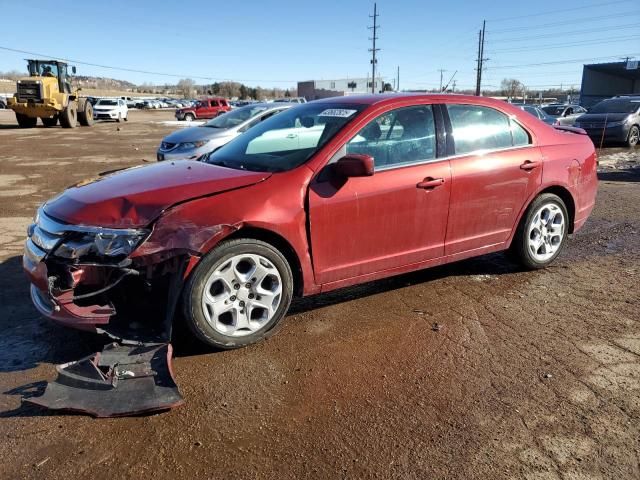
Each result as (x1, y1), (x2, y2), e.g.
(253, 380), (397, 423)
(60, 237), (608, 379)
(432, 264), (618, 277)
(0, 109), (639, 480)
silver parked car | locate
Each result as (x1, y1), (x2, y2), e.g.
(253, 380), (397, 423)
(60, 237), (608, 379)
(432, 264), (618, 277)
(518, 105), (555, 125)
(541, 104), (588, 126)
(157, 103), (291, 161)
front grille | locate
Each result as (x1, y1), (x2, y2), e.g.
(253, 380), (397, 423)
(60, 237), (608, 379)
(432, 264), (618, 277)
(27, 213), (66, 255)
(96, 113), (113, 119)
(160, 142), (177, 151)
(17, 81), (42, 102)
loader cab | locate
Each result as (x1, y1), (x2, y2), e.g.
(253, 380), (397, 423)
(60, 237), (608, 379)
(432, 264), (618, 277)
(26, 59), (73, 94)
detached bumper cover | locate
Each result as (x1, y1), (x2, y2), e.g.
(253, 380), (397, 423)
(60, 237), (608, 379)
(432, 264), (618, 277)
(25, 342), (184, 417)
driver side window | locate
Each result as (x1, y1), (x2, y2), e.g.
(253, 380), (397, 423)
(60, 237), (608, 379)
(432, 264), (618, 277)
(346, 105), (436, 169)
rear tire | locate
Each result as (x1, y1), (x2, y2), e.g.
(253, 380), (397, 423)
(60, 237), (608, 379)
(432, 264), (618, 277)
(182, 239), (294, 349)
(627, 125), (639, 148)
(59, 103), (77, 128)
(16, 113), (37, 128)
(510, 193), (569, 270)
(77, 99), (93, 126)
(123, 114), (128, 122)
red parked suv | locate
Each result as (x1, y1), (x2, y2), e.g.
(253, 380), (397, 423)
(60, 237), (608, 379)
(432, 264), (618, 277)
(24, 95), (597, 349)
(175, 97), (231, 121)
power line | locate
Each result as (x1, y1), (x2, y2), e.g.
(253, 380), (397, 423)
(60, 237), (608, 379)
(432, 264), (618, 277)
(488, 12), (639, 34)
(485, 52), (640, 70)
(488, 34), (640, 54)
(486, 22), (639, 43)
(487, 0), (634, 22)
(0, 45), (298, 84)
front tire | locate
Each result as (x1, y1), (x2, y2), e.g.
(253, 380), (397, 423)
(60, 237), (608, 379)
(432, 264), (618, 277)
(511, 193), (569, 269)
(183, 239), (294, 349)
(627, 125), (639, 148)
(184, 113), (195, 122)
(16, 113), (37, 128)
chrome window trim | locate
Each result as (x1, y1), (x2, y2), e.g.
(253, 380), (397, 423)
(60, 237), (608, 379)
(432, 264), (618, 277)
(374, 143), (538, 172)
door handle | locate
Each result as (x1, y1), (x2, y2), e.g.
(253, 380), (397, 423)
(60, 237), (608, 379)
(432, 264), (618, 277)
(416, 177), (445, 189)
(520, 160), (541, 171)
(286, 133), (298, 139)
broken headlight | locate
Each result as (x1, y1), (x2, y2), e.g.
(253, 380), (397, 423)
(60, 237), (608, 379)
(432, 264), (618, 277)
(54, 229), (149, 260)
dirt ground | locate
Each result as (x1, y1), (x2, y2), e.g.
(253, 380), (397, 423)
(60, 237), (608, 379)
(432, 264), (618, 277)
(0, 109), (639, 480)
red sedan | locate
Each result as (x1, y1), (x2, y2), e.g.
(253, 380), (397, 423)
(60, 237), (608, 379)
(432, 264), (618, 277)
(24, 94), (597, 348)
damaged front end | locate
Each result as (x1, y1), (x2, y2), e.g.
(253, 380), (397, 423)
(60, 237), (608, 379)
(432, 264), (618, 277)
(23, 207), (188, 339)
(22, 208), (195, 416)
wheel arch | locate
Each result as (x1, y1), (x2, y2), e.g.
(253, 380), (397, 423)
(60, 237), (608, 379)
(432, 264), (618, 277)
(224, 226), (304, 297)
(508, 184), (577, 248)
(537, 185), (576, 233)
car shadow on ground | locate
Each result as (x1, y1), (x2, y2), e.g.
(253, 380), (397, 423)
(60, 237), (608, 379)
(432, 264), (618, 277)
(171, 251), (525, 357)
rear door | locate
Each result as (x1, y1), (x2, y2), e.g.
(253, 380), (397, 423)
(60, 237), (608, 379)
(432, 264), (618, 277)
(442, 103), (542, 255)
(308, 103), (451, 285)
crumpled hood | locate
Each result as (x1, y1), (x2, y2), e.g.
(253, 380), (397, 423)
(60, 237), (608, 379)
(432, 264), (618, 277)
(44, 161), (270, 228)
(162, 125), (233, 144)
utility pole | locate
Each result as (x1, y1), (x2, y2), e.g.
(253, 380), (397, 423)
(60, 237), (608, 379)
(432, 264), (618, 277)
(368, 3), (380, 94)
(475, 20), (487, 96)
(438, 69), (446, 92)
(397, 65), (400, 92)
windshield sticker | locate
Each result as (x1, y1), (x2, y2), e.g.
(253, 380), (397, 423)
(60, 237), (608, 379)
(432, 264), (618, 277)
(318, 109), (358, 118)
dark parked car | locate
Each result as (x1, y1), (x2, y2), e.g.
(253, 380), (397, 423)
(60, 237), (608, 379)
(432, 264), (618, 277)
(518, 105), (555, 125)
(574, 96), (640, 147)
(24, 94), (597, 349)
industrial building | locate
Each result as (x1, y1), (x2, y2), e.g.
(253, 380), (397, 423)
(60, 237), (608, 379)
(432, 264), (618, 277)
(580, 60), (640, 107)
(298, 77), (385, 100)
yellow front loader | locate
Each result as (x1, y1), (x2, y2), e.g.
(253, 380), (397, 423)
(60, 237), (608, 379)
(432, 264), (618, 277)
(7, 59), (93, 128)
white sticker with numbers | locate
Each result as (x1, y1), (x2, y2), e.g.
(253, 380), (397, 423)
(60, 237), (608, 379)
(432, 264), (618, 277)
(318, 109), (358, 118)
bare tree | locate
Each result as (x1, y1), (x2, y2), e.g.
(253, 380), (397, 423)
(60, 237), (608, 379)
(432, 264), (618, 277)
(177, 78), (196, 98)
(500, 78), (524, 99)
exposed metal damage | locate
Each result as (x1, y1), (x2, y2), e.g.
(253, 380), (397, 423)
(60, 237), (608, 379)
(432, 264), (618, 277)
(24, 208), (196, 416)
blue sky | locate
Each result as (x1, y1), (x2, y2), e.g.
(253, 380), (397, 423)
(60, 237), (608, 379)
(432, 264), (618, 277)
(0, 0), (639, 91)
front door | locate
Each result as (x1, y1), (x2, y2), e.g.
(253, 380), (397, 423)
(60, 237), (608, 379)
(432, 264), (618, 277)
(308, 104), (451, 285)
(442, 103), (543, 255)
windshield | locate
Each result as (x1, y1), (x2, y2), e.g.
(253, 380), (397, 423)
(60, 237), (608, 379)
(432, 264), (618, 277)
(97, 100), (118, 106)
(204, 105), (270, 129)
(541, 106), (565, 116)
(590, 99), (640, 114)
(205, 102), (365, 173)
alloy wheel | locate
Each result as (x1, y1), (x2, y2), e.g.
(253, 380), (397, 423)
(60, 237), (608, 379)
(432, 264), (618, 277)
(527, 203), (565, 262)
(201, 253), (283, 337)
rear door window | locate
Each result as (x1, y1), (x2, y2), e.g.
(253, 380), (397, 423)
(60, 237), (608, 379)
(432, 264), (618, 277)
(346, 105), (436, 169)
(446, 104), (529, 155)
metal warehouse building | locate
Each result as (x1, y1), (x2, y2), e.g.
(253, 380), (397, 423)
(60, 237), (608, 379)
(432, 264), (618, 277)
(580, 60), (640, 108)
(298, 77), (385, 100)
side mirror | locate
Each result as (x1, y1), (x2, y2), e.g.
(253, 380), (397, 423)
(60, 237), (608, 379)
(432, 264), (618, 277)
(334, 154), (374, 178)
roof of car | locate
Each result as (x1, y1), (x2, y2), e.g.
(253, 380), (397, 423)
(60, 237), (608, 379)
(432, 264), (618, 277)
(310, 93), (523, 109)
